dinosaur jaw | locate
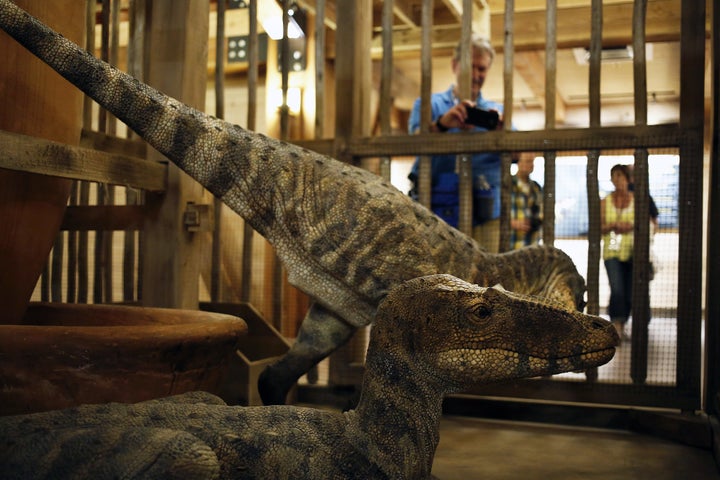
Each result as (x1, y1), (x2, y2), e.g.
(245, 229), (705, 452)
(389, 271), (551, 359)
(436, 345), (617, 385)
(530, 346), (617, 376)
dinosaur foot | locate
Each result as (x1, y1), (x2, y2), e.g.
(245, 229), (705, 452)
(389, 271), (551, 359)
(306, 365), (319, 385)
(257, 365), (293, 405)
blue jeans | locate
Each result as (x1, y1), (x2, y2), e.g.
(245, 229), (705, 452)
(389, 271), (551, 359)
(604, 258), (633, 323)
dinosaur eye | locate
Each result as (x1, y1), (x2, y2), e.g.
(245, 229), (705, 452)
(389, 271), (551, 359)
(468, 303), (492, 321)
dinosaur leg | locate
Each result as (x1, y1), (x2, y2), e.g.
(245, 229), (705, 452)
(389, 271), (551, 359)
(258, 303), (356, 405)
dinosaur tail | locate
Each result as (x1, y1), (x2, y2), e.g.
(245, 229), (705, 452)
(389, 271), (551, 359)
(0, 0), (263, 210)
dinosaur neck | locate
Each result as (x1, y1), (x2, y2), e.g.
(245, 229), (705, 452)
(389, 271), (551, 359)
(349, 350), (446, 479)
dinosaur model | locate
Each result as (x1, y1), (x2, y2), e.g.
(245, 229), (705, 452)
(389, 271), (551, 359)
(1, 0), (589, 405)
(0, 275), (618, 479)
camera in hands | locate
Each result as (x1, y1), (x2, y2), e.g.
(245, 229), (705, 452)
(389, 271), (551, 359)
(465, 106), (499, 130)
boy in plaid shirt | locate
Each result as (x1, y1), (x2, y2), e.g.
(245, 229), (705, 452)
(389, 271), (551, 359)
(510, 153), (543, 249)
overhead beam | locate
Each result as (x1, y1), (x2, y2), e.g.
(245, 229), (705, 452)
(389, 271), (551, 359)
(371, 0), (683, 57)
(392, 0), (421, 28)
(371, 61), (421, 111)
(296, 0), (337, 30)
(488, 0), (650, 14)
(514, 51), (567, 124)
(440, 0), (490, 37)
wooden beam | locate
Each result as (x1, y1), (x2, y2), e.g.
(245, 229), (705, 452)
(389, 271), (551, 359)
(0, 129), (166, 191)
(60, 205), (148, 231)
(291, 124), (692, 159)
(340, 123), (689, 156)
(80, 129), (147, 159)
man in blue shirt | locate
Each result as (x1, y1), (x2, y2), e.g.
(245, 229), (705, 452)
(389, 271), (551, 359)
(408, 34), (503, 252)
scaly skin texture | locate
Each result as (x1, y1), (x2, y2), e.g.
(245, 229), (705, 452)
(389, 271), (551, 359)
(1, 0), (586, 405)
(0, 275), (618, 480)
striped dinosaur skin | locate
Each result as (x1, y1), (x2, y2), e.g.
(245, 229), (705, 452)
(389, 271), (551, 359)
(0, 276), (618, 479)
(2, 0), (586, 405)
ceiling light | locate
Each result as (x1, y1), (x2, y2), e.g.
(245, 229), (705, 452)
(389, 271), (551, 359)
(259, 2), (304, 40)
(572, 45), (653, 65)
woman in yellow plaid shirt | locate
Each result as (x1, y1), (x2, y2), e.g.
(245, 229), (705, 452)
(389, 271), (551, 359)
(601, 164), (635, 341)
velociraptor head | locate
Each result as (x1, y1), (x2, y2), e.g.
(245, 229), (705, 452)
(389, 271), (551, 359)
(373, 274), (618, 392)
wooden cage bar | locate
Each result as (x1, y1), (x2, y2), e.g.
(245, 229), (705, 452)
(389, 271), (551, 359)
(417, 0), (434, 209)
(378, 0), (393, 181)
(629, 0), (651, 384)
(542, 0), (557, 247)
(240, 0), (259, 304)
(498, 0), (514, 251)
(706, 0), (720, 417)
(675, 0), (706, 405)
(210, 0), (226, 303)
(456, 0), (474, 237)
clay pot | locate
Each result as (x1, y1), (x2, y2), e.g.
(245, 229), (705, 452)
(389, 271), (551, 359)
(0, 303), (247, 415)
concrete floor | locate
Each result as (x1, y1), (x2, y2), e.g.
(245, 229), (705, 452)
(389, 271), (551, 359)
(432, 415), (719, 479)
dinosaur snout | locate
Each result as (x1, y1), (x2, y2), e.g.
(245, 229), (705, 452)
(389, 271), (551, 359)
(589, 315), (620, 346)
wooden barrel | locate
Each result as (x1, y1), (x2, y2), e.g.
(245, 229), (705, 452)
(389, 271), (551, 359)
(0, 1), (85, 324)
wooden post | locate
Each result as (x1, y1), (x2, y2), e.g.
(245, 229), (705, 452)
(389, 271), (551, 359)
(334, 0), (372, 145)
(329, 0), (372, 387)
(141, 0), (210, 309)
(417, 0), (434, 209)
(456, 0), (473, 237)
(676, 0), (706, 403)
(0, 0), (85, 323)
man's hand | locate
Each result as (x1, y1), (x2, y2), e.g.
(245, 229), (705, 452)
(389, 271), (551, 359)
(435, 101), (476, 131)
(434, 101), (503, 132)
